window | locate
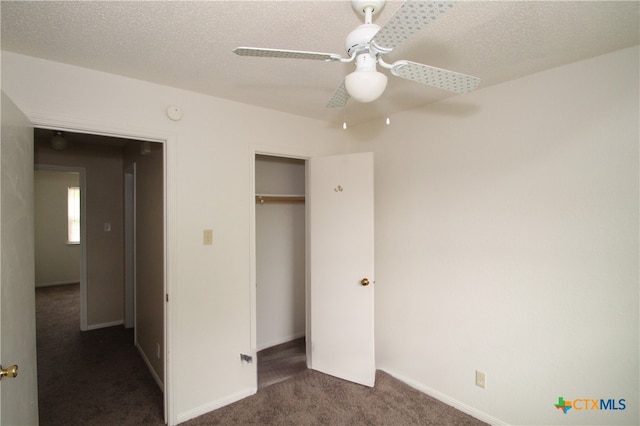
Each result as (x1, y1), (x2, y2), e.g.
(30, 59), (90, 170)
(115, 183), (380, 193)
(68, 186), (80, 244)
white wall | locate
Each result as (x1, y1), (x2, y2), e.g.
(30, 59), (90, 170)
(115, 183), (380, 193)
(4, 45), (638, 426)
(34, 170), (81, 286)
(349, 46), (639, 425)
(124, 141), (165, 385)
(1, 51), (349, 424)
(255, 155), (306, 350)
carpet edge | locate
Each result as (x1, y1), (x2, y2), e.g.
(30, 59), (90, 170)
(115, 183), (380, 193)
(175, 387), (256, 424)
(381, 369), (509, 426)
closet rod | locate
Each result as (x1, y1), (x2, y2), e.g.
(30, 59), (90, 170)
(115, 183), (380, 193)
(255, 195), (305, 204)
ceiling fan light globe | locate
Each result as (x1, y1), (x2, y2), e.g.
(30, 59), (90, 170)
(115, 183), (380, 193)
(345, 70), (387, 103)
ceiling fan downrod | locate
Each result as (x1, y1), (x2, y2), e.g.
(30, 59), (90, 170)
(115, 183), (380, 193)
(345, 0), (390, 62)
(351, 0), (386, 23)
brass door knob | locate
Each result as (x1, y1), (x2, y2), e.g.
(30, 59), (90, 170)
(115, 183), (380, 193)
(361, 278), (370, 286)
(0, 364), (18, 380)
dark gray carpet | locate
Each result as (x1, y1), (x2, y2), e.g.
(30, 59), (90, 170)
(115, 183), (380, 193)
(258, 338), (307, 389)
(35, 284), (164, 425)
(37, 284), (486, 426)
(184, 369), (487, 426)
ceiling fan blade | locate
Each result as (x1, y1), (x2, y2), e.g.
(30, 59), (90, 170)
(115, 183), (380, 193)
(326, 81), (351, 108)
(391, 60), (480, 94)
(371, 1), (456, 52)
(234, 47), (343, 62)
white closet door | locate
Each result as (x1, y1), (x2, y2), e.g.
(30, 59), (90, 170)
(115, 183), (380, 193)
(308, 152), (375, 387)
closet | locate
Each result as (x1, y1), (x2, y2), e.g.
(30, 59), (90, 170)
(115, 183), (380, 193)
(255, 155), (306, 351)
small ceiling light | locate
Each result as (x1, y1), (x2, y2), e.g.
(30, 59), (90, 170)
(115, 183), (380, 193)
(50, 131), (67, 150)
(343, 122), (348, 130)
(140, 141), (151, 155)
(385, 117), (391, 125)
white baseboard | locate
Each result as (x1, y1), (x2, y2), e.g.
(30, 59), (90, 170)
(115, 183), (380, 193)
(257, 331), (305, 352)
(135, 341), (164, 391)
(35, 280), (79, 288)
(176, 387), (256, 424)
(382, 369), (508, 426)
(86, 320), (124, 330)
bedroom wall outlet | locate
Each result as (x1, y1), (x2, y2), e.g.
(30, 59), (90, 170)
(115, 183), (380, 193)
(476, 370), (486, 388)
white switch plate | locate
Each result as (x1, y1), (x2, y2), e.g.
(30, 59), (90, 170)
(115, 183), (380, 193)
(476, 370), (486, 388)
(203, 229), (213, 245)
(104, 223), (111, 232)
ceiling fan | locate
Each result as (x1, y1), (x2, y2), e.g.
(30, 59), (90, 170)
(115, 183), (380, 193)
(234, 0), (480, 108)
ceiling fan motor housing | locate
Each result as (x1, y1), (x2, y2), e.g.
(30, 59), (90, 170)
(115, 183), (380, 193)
(345, 23), (381, 56)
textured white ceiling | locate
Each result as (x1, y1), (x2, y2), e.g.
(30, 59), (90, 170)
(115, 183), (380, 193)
(2, 1), (638, 125)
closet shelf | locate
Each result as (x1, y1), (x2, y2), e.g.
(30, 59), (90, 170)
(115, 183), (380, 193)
(255, 194), (305, 204)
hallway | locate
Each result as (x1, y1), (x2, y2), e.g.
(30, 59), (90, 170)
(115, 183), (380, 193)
(35, 284), (164, 425)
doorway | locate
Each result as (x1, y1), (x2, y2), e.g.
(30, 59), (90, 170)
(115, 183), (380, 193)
(33, 128), (166, 423)
(124, 164), (136, 329)
(254, 154), (308, 388)
(33, 168), (83, 292)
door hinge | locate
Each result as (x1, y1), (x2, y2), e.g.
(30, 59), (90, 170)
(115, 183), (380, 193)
(166, 294), (169, 302)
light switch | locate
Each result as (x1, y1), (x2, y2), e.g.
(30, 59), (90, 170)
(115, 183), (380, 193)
(104, 223), (111, 232)
(203, 229), (213, 245)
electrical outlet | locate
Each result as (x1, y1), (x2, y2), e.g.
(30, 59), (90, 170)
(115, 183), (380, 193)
(203, 229), (213, 245)
(476, 370), (486, 388)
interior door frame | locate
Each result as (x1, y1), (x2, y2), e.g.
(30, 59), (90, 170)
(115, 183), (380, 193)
(249, 145), (313, 385)
(124, 163), (136, 330)
(33, 164), (88, 330)
(26, 113), (174, 425)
